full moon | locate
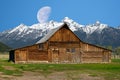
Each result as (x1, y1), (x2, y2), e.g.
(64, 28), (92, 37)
(37, 6), (51, 23)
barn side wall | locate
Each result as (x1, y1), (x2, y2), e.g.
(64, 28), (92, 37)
(48, 41), (81, 63)
(14, 43), (49, 63)
(80, 42), (111, 63)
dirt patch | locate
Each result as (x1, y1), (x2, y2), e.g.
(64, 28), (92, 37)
(14, 71), (46, 80)
(47, 72), (67, 80)
(0, 71), (105, 80)
(80, 74), (104, 80)
(0, 75), (15, 80)
(2, 66), (16, 70)
(0, 54), (9, 59)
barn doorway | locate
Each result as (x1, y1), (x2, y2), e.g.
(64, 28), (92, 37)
(15, 50), (27, 61)
(9, 50), (15, 62)
(102, 51), (109, 62)
(52, 48), (59, 63)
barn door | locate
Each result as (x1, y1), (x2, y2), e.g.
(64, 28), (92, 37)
(103, 52), (109, 62)
(19, 51), (27, 61)
(52, 48), (59, 63)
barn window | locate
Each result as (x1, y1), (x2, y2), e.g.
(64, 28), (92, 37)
(39, 44), (44, 50)
(71, 48), (75, 53)
(66, 48), (76, 53)
(66, 48), (71, 53)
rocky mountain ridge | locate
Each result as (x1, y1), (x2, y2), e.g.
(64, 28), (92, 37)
(0, 17), (120, 48)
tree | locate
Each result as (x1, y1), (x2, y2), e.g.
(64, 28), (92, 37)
(115, 47), (120, 55)
(0, 42), (11, 52)
(106, 46), (112, 50)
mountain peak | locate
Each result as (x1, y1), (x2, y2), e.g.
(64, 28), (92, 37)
(96, 21), (100, 24)
(94, 21), (108, 27)
(81, 21), (108, 34)
(62, 17), (73, 23)
(19, 23), (26, 26)
(95, 21), (100, 25)
(8, 24), (28, 34)
(64, 17), (71, 20)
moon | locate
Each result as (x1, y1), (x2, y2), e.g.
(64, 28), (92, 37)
(37, 6), (51, 23)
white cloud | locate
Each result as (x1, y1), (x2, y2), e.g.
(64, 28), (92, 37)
(37, 6), (51, 23)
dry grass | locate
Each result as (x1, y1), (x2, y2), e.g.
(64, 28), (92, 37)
(0, 53), (9, 59)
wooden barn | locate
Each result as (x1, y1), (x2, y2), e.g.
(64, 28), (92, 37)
(9, 23), (111, 63)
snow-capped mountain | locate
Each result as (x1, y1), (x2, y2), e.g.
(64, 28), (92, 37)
(117, 26), (120, 29)
(63, 17), (108, 34)
(82, 21), (108, 34)
(0, 17), (120, 48)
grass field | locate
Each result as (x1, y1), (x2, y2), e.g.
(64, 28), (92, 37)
(0, 54), (120, 80)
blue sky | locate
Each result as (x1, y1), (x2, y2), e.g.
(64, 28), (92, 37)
(0, 0), (120, 31)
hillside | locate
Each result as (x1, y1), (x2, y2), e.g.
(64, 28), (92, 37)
(0, 42), (11, 52)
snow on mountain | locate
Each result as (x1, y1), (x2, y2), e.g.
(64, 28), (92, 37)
(81, 21), (108, 34)
(30, 20), (63, 32)
(62, 17), (108, 34)
(63, 17), (84, 31)
(6, 17), (108, 38)
(9, 24), (28, 34)
(0, 17), (112, 48)
(4, 20), (64, 42)
(117, 26), (120, 29)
